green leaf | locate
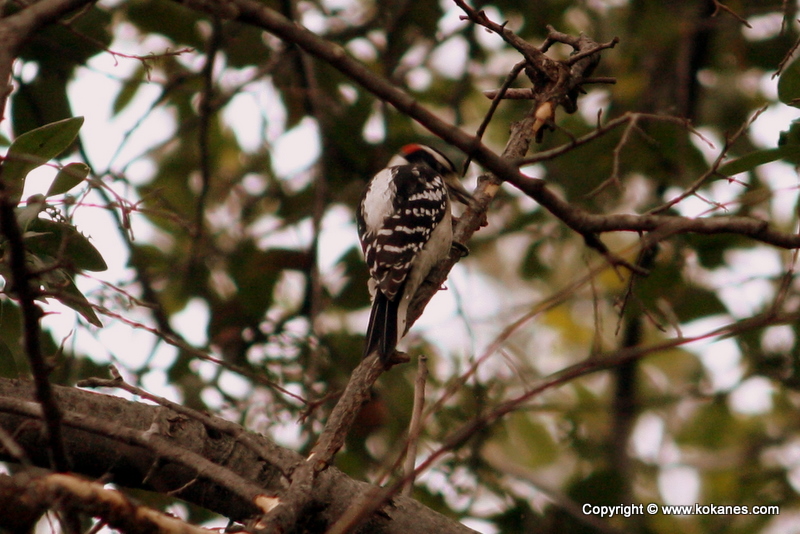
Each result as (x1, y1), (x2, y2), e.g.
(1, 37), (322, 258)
(718, 146), (800, 176)
(683, 234), (750, 269)
(112, 66), (146, 116)
(125, 0), (204, 48)
(27, 252), (101, 327)
(15, 194), (46, 230)
(671, 285), (728, 322)
(18, 5), (112, 69)
(498, 412), (558, 468)
(47, 162), (90, 197)
(0, 338), (18, 378)
(11, 71), (73, 142)
(677, 396), (737, 448)
(24, 218), (107, 272)
(2, 117), (85, 205)
(51, 272), (103, 327)
(330, 247), (370, 311)
(778, 58), (800, 107)
(779, 120), (800, 147)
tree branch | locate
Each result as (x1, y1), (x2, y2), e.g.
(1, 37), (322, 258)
(256, 354), (387, 532)
(0, 378), (478, 534)
(0, 0), (95, 122)
(0, 390), (269, 508)
(211, 0), (800, 259)
(0, 472), (212, 534)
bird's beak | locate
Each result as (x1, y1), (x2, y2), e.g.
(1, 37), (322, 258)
(444, 174), (475, 207)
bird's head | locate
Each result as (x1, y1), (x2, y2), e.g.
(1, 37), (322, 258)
(390, 144), (474, 206)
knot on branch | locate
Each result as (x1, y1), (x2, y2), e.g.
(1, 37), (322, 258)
(456, 0), (618, 141)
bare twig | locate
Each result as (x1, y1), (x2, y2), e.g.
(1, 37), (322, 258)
(484, 82), (615, 100)
(402, 355), (428, 497)
(463, 60), (526, 175)
(0, 422), (30, 465)
(711, 0), (752, 28)
(646, 105), (768, 215)
(774, 27), (800, 78)
(517, 112), (711, 167)
(584, 113), (642, 197)
(86, 305), (308, 405)
(257, 355), (385, 532)
(453, 0), (547, 70)
(3, 473), (212, 534)
(192, 18), (223, 260)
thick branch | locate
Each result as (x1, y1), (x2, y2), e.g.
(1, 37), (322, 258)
(0, 378), (476, 534)
(508, 178), (793, 246)
(0, 0), (95, 121)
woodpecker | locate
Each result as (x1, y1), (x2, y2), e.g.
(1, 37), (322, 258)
(356, 144), (473, 364)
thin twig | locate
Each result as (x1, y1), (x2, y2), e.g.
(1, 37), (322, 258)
(646, 105), (768, 216)
(86, 304), (308, 405)
(0, 422), (30, 465)
(462, 61), (525, 175)
(453, 0), (546, 70)
(192, 18), (223, 260)
(402, 355), (428, 497)
(774, 26), (800, 78)
(711, 0), (752, 28)
(258, 355), (385, 532)
(583, 114), (641, 197)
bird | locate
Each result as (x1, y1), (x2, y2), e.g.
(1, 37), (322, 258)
(356, 143), (473, 364)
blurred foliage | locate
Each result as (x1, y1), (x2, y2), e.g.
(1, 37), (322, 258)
(7, 0), (800, 532)
(0, 118), (106, 346)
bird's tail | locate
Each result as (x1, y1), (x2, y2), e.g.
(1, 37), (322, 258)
(363, 291), (399, 362)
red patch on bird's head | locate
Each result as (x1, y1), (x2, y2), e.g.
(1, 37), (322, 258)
(399, 143), (423, 157)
